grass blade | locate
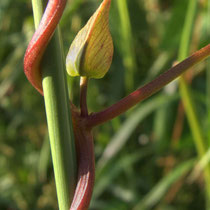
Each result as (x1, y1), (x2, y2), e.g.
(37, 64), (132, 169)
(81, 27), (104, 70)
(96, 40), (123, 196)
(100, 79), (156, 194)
(177, 0), (210, 207)
(133, 159), (195, 210)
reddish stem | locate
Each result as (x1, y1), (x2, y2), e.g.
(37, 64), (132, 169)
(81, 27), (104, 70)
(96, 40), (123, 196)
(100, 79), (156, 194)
(23, 0), (210, 208)
(71, 108), (95, 210)
(24, 0), (95, 209)
(86, 44), (210, 128)
(24, 0), (67, 95)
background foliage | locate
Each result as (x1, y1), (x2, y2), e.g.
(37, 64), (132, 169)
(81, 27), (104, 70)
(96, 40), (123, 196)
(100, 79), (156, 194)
(0, 0), (210, 209)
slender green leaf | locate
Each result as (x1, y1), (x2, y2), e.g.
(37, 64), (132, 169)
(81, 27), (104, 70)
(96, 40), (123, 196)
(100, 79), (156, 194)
(133, 159), (195, 210)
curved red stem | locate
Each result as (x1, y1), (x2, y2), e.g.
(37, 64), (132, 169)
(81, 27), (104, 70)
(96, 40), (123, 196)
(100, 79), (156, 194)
(24, 0), (67, 94)
(24, 1), (95, 209)
(86, 44), (210, 128)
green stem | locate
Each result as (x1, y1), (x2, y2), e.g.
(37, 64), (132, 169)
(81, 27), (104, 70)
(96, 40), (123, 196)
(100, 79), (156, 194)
(116, 0), (136, 92)
(178, 0), (210, 206)
(31, 1), (76, 209)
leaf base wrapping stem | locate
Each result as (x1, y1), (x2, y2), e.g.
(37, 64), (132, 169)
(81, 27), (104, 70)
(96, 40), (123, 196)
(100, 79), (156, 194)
(70, 105), (95, 210)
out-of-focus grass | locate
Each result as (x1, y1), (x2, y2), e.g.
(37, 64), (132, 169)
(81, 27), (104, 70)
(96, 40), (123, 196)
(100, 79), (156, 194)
(0, 0), (210, 209)
(177, 0), (210, 208)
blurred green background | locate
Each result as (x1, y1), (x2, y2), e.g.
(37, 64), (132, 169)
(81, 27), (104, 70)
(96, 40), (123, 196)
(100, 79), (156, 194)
(0, 0), (210, 209)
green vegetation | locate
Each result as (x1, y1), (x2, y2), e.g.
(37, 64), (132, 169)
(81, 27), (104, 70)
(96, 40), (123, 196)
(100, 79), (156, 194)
(0, 0), (210, 209)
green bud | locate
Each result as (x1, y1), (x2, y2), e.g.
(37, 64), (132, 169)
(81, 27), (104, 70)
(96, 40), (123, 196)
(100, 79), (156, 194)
(66, 0), (113, 79)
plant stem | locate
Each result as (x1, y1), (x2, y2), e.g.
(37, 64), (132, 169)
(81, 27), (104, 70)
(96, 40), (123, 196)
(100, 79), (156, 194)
(86, 44), (210, 128)
(80, 76), (88, 117)
(116, 0), (136, 92)
(177, 0), (210, 207)
(32, 0), (44, 27)
(31, 1), (77, 209)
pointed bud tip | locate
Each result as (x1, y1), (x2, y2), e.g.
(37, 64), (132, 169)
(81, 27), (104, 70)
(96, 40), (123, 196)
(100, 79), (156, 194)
(66, 0), (113, 79)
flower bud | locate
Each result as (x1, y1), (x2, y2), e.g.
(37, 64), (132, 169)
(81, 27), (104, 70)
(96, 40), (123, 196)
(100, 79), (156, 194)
(66, 0), (113, 79)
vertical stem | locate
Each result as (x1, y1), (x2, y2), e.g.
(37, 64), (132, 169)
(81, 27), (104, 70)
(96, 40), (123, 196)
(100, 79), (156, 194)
(31, 1), (77, 209)
(32, 0), (44, 27)
(178, 0), (210, 207)
(116, 0), (136, 92)
(80, 76), (88, 117)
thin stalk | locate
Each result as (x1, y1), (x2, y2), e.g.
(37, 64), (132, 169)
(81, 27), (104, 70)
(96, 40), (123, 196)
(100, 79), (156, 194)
(80, 76), (88, 117)
(116, 0), (136, 92)
(32, 0), (44, 27)
(86, 44), (210, 128)
(177, 0), (210, 206)
(31, 1), (77, 209)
